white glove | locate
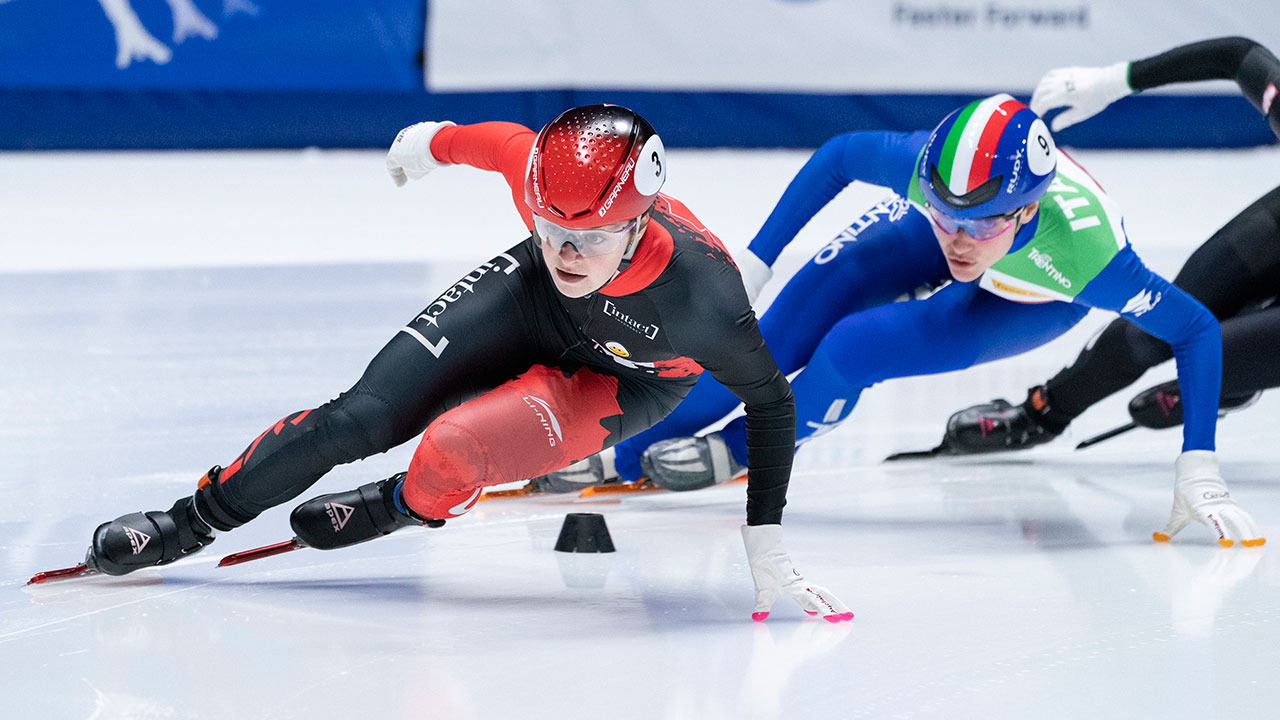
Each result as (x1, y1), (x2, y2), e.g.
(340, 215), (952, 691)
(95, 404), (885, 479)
(735, 248), (773, 305)
(386, 121), (456, 187)
(1155, 450), (1265, 547)
(1030, 62), (1132, 132)
(741, 524), (852, 623)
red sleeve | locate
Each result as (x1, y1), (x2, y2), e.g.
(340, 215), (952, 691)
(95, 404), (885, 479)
(430, 122), (538, 230)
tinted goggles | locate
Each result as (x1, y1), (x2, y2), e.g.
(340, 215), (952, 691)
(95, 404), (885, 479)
(533, 215), (638, 258)
(926, 203), (1019, 241)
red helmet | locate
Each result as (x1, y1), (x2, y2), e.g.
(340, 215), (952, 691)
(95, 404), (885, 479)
(525, 104), (667, 229)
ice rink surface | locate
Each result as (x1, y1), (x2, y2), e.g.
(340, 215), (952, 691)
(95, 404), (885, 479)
(2, 146), (1279, 719)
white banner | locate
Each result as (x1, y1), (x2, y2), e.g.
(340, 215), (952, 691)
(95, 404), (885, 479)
(428, 0), (1280, 93)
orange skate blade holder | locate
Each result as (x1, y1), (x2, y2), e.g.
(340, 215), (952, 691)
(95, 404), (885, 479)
(578, 479), (658, 498)
(478, 485), (537, 502)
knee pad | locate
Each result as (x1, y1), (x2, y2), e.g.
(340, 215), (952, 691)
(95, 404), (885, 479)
(402, 419), (489, 520)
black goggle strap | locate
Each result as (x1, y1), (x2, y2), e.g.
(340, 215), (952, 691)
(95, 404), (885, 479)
(928, 164), (1003, 210)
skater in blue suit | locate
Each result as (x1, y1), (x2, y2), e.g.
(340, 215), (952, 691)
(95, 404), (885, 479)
(534, 94), (1263, 548)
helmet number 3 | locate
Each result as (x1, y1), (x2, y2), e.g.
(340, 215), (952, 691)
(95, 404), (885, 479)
(634, 134), (667, 196)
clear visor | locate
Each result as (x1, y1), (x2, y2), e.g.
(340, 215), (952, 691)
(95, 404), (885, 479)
(926, 203), (1018, 242)
(533, 215), (638, 258)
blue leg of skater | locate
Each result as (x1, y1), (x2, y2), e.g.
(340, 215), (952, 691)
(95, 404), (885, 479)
(613, 203), (948, 480)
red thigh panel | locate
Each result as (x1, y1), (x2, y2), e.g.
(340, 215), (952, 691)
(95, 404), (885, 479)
(402, 365), (622, 519)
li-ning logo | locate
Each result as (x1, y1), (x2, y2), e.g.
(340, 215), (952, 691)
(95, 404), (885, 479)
(1027, 248), (1072, 288)
(602, 299), (659, 339)
(400, 253), (520, 358)
(123, 526), (152, 556)
(325, 502), (355, 533)
(448, 488), (483, 517)
(523, 395), (564, 447)
(598, 158), (636, 217)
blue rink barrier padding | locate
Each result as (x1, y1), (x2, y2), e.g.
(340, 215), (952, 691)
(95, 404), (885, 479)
(0, 88), (1272, 151)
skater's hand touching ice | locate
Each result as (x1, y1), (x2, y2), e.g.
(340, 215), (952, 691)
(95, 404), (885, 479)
(1155, 451), (1265, 547)
(741, 525), (852, 623)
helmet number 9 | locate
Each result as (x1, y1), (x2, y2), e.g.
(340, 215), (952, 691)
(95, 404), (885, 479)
(1026, 118), (1056, 177)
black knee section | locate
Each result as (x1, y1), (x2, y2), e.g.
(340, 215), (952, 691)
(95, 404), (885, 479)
(319, 389), (416, 463)
(1046, 319), (1167, 420)
(1117, 321), (1172, 370)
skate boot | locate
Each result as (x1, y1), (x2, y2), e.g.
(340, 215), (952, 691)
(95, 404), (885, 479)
(641, 432), (744, 492)
(1128, 380), (1261, 429)
(526, 449), (620, 494)
(944, 386), (1069, 455)
(289, 473), (444, 551)
(89, 471), (225, 576)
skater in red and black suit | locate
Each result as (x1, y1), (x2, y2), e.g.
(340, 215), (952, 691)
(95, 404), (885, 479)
(78, 105), (850, 622)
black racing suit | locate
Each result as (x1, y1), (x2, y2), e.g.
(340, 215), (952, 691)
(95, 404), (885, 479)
(198, 122), (795, 530)
(1042, 37), (1280, 423)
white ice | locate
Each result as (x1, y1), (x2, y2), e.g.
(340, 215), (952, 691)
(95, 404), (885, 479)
(2, 146), (1278, 719)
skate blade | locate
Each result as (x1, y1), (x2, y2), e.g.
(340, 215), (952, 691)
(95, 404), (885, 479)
(884, 447), (943, 462)
(27, 563), (97, 585)
(1075, 421), (1137, 450)
(579, 473), (747, 496)
(577, 479), (659, 498)
(218, 538), (307, 567)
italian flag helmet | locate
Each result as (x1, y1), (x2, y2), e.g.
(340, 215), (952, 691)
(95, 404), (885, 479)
(918, 93), (1057, 221)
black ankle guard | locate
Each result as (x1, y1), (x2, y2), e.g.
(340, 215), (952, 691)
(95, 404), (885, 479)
(1022, 386), (1072, 435)
(193, 466), (255, 532)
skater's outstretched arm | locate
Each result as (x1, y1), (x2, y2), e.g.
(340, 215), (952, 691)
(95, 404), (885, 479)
(1032, 36), (1280, 139)
(746, 131), (927, 267)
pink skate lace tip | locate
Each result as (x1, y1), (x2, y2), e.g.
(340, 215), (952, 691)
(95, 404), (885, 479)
(751, 612), (770, 622)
